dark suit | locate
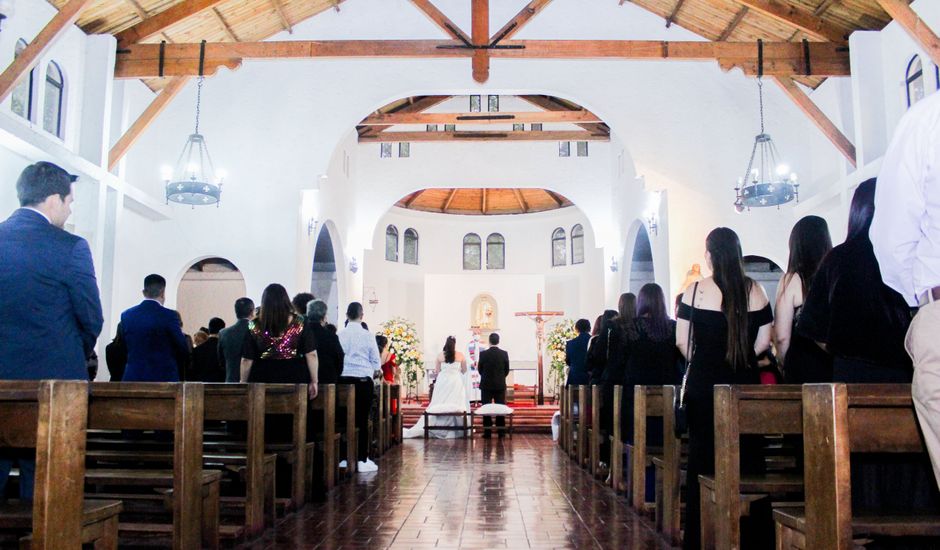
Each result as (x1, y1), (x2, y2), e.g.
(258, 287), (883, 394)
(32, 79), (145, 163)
(120, 300), (188, 382)
(191, 336), (224, 382)
(0, 208), (103, 500)
(477, 346), (510, 436)
(219, 318), (250, 382)
(565, 332), (591, 386)
(0, 208), (103, 380)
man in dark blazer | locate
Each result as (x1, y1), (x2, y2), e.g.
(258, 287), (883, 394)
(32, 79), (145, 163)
(219, 297), (254, 382)
(477, 332), (511, 438)
(0, 161), (103, 499)
(565, 319), (592, 386)
(120, 274), (188, 382)
(191, 317), (226, 382)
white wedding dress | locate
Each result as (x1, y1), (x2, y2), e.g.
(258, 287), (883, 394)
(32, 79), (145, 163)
(403, 361), (470, 439)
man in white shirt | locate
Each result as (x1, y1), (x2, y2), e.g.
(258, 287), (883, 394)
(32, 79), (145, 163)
(871, 91), (940, 487)
(337, 302), (381, 473)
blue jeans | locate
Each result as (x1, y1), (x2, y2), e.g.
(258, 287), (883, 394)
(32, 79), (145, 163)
(0, 454), (36, 501)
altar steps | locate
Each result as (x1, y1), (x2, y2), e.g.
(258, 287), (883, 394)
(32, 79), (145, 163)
(401, 403), (557, 433)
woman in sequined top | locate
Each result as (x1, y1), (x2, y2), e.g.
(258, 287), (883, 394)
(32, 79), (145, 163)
(240, 283), (319, 399)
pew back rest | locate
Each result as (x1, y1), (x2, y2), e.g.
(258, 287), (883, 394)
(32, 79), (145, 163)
(803, 383), (923, 550)
(0, 380), (89, 550)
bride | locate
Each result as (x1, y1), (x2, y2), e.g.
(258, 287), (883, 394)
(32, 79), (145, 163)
(403, 336), (470, 439)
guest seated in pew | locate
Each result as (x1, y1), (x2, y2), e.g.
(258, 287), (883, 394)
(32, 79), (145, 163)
(774, 215), (833, 384)
(220, 297), (255, 382)
(241, 283), (319, 397)
(677, 227), (773, 550)
(0, 161), (104, 500)
(120, 274), (189, 382)
(564, 319), (591, 387)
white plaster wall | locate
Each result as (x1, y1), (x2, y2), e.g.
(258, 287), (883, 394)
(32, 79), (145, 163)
(176, 271), (247, 335)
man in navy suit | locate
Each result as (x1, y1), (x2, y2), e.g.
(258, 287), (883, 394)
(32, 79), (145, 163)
(120, 274), (188, 382)
(0, 161), (103, 500)
(564, 319), (592, 386)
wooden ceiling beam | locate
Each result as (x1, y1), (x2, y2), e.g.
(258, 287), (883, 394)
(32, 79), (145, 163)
(114, 39), (852, 79)
(666, 0), (688, 28)
(772, 76), (856, 166)
(876, 0), (940, 67)
(360, 110), (603, 125)
(121, 0), (148, 21)
(512, 189), (529, 213)
(813, 0), (841, 17)
(490, 0), (553, 44)
(211, 8), (238, 42)
(472, 0), (489, 83)
(115, 0), (227, 45)
(482, 188), (488, 214)
(270, 0), (293, 33)
(359, 130), (609, 143)
(732, 0), (847, 43)
(361, 95), (451, 136)
(442, 188), (459, 213)
(718, 7), (749, 41)
(408, 0), (471, 43)
(546, 190), (565, 207)
(0, 0), (92, 104)
(519, 95), (609, 136)
(108, 76), (190, 170)
(403, 191), (422, 207)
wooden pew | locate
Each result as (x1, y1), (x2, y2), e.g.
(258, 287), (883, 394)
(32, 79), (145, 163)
(390, 384), (402, 446)
(379, 382), (389, 454)
(85, 382), (215, 550)
(774, 384), (940, 550)
(589, 385), (601, 476)
(260, 384), (307, 510)
(0, 380), (121, 549)
(337, 385), (357, 475)
(576, 385), (590, 466)
(309, 384), (338, 493)
(559, 386), (568, 452)
(657, 385), (684, 546)
(627, 385), (666, 508)
(610, 386), (624, 492)
(705, 385), (804, 550)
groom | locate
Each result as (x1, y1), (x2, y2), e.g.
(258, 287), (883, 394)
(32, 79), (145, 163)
(477, 333), (510, 438)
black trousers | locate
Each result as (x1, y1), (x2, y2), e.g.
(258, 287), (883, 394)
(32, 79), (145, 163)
(480, 388), (506, 435)
(339, 376), (374, 462)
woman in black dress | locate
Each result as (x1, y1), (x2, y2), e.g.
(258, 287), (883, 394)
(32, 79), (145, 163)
(585, 309), (617, 386)
(305, 299), (344, 385)
(598, 295), (639, 468)
(774, 215), (834, 383)
(677, 227), (773, 550)
(241, 283), (319, 400)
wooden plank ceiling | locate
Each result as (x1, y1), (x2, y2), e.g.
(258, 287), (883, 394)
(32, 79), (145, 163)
(396, 188), (573, 216)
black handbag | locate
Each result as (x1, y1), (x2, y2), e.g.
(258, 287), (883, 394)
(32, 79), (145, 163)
(673, 282), (698, 438)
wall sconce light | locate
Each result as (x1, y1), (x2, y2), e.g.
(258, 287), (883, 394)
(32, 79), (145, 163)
(0, 0), (15, 31)
(307, 218), (319, 237)
(366, 287), (379, 312)
(645, 211), (659, 236)
(609, 257), (619, 273)
(349, 257), (359, 274)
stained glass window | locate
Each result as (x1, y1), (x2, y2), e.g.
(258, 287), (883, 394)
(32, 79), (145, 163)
(404, 228), (419, 265)
(463, 233), (482, 270)
(399, 142), (410, 157)
(552, 228), (566, 266)
(385, 225), (399, 261)
(577, 141), (589, 157)
(907, 55), (925, 108)
(470, 95), (481, 112)
(571, 224), (584, 265)
(43, 61), (64, 137)
(558, 142), (570, 157)
(488, 95), (499, 112)
(11, 40), (33, 121)
(380, 143), (392, 158)
(486, 233), (505, 269)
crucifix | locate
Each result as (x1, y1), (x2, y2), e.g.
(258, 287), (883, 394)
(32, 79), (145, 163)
(515, 293), (564, 405)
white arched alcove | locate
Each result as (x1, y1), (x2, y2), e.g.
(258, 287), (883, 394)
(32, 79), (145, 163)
(176, 257), (247, 337)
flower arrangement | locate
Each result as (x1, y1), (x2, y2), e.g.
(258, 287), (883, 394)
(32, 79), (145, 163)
(546, 319), (577, 401)
(381, 317), (423, 396)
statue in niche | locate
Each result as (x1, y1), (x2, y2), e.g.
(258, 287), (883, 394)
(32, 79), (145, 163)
(470, 294), (498, 332)
(680, 263), (704, 293)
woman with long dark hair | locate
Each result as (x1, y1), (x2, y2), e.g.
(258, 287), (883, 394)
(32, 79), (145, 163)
(586, 309), (618, 385)
(402, 336), (469, 439)
(597, 294), (640, 470)
(240, 283), (318, 397)
(774, 215), (833, 383)
(676, 228), (773, 550)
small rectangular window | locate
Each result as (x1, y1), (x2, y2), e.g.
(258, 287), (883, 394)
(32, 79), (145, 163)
(380, 143), (392, 158)
(513, 123), (524, 131)
(426, 124), (438, 132)
(470, 95), (481, 112)
(558, 142), (570, 157)
(577, 141), (589, 157)
(488, 95), (499, 112)
(399, 142), (410, 157)
(444, 124), (456, 132)
(531, 123), (543, 132)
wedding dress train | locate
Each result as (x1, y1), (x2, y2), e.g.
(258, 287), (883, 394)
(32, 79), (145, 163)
(403, 362), (470, 439)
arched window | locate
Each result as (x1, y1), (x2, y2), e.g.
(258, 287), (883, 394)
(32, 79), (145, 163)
(486, 233), (505, 270)
(552, 228), (567, 267)
(403, 228), (419, 265)
(907, 55), (925, 108)
(11, 39), (33, 120)
(385, 225), (399, 262)
(463, 233), (482, 270)
(43, 61), (64, 137)
(571, 224), (585, 265)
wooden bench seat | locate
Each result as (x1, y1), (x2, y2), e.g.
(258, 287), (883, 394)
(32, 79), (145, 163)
(773, 506), (940, 550)
(2, 499), (122, 550)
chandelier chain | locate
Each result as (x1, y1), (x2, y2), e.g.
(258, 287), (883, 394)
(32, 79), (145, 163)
(194, 76), (204, 135)
(757, 77), (765, 134)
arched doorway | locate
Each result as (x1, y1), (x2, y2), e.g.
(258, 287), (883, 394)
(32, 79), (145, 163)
(176, 257), (247, 337)
(629, 225), (655, 293)
(744, 255), (783, 309)
(312, 225), (339, 324)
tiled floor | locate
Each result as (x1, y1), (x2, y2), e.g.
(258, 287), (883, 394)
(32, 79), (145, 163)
(240, 435), (673, 549)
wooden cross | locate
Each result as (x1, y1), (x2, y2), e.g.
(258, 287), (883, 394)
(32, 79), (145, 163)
(515, 293), (564, 405)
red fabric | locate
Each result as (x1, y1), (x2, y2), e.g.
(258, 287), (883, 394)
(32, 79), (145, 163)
(760, 370), (779, 385)
(381, 353), (397, 383)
